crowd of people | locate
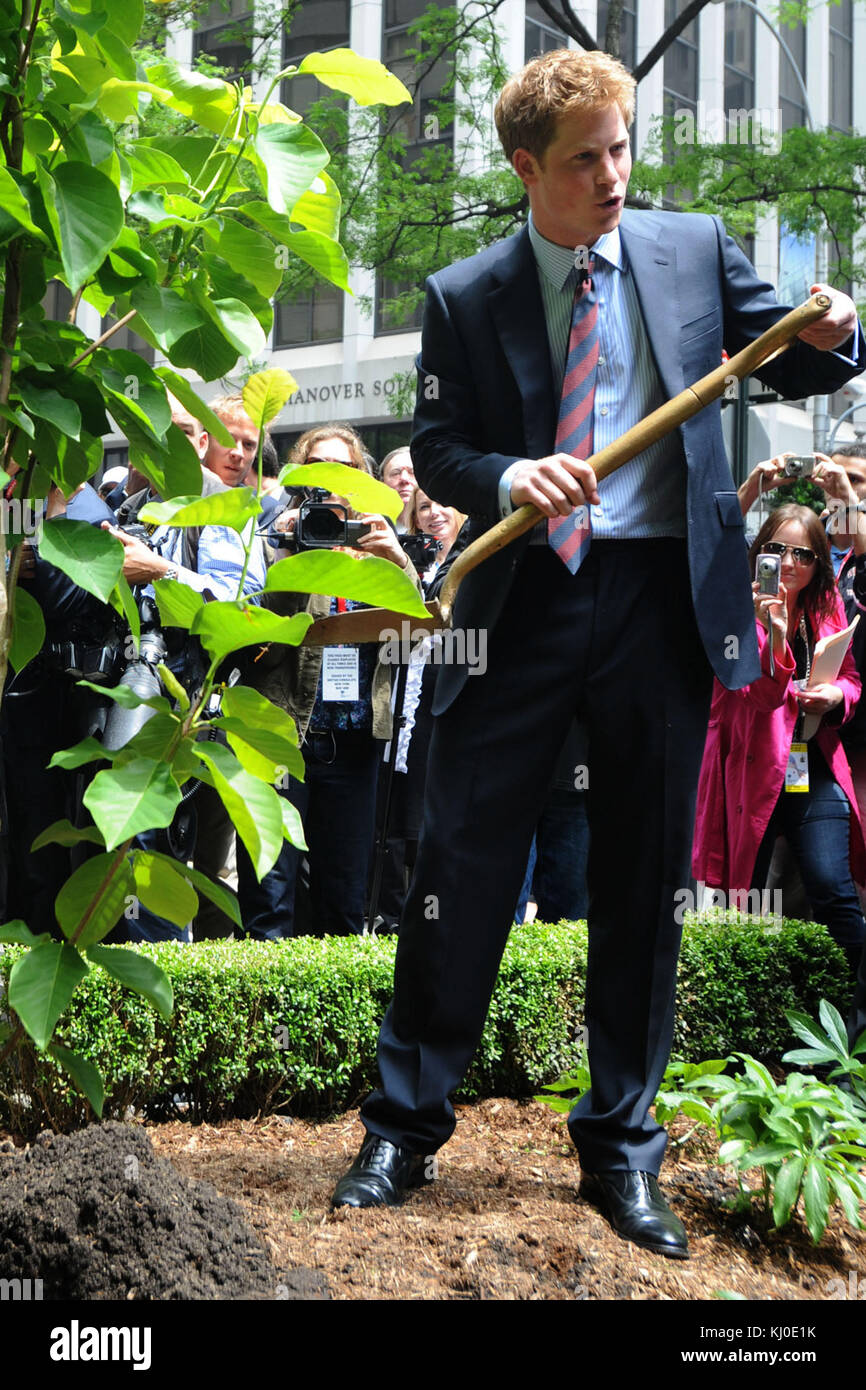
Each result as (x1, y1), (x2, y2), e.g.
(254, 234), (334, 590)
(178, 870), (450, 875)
(10, 396), (866, 1013)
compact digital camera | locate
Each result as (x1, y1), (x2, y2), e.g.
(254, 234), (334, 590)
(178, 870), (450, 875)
(784, 454), (816, 478)
(755, 552), (782, 595)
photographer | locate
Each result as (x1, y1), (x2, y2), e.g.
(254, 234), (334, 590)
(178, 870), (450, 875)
(692, 503), (866, 985)
(237, 424), (421, 939)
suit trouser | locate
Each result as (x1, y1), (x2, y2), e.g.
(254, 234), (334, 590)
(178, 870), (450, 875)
(362, 539), (713, 1174)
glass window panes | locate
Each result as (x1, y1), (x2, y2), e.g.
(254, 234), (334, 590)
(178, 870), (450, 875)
(779, 18), (806, 133)
(525, 0), (563, 61)
(724, 1), (754, 116)
(828, 0), (853, 131)
(193, 0), (252, 79)
(274, 284), (344, 348)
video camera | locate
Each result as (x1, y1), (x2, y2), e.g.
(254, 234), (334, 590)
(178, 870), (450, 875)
(286, 487), (373, 551)
(399, 531), (441, 571)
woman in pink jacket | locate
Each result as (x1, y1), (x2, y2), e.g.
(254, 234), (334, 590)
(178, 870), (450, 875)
(692, 503), (866, 977)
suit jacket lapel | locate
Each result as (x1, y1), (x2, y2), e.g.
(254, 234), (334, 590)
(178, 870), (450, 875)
(619, 212), (683, 398)
(488, 227), (557, 458)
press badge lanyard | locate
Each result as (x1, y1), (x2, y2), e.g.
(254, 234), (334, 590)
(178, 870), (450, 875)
(785, 613), (812, 794)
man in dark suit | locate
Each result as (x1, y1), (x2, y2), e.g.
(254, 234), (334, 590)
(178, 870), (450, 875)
(332, 49), (865, 1256)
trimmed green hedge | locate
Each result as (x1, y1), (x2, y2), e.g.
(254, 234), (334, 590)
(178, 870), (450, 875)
(0, 913), (850, 1134)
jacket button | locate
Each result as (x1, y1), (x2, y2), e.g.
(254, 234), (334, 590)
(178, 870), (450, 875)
(746, 754), (754, 762)
(736, 804), (743, 813)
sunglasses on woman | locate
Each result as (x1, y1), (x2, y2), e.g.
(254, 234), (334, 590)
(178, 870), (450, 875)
(761, 541), (816, 566)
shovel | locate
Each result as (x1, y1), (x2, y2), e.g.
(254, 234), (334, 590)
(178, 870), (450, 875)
(303, 292), (833, 646)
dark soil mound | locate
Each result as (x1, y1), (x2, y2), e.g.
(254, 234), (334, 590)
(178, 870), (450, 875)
(0, 1122), (330, 1300)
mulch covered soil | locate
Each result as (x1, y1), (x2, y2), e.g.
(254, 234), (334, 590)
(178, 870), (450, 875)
(1, 1099), (864, 1300)
(148, 1098), (866, 1301)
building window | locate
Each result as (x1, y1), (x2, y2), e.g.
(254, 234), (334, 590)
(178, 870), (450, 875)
(778, 17), (806, 134)
(42, 280), (73, 323)
(663, 0), (698, 124)
(281, 0), (351, 117)
(723, 1), (755, 122)
(273, 283), (344, 348)
(525, 0), (562, 60)
(597, 0), (637, 70)
(192, 0), (253, 80)
(828, 0), (852, 131)
(375, 0), (454, 335)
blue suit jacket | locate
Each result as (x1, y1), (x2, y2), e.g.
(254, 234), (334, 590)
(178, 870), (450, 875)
(411, 210), (866, 709)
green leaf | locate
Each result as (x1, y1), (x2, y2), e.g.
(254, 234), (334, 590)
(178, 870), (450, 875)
(297, 49), (411, 106)
(280, 795), (307, 850)
(9, 587), (45, 674)
(128, 426), (203, 504)
(191, 604), (312, 666)
(49, 736), (112, 771)
(102, 0), (144, 47)
(242, 369), (298, 431)
(802, 1159), (830, 1244)
(140, 488), (259, 531)
(196, 742), (284, 881)
(110, 573), (140, 651)
(207, 219), (283, 298)
(131, 851), (197, 929)
(217, 718), (304, 784)
(47, 1042), (104, 1117)
(54, 851), (135, 948)
(0, 166), (49, 242)
(254, 122), (330, 217)
(0, 920), (45, 946)
(158, 663), (190, 714)
(289, 173), (342, 239)
(154, 368), (234, 448)
(16, 382), (81, 439)
(78, 680), (171, 715)
(153, 577), (205, 631)
(145, 60), (238, 135)
(169, 317), (241, 381)
(8, 939), (89, 1050)
(49, 162), (124, 291)
(279, 461), (400, 519)
(85, 944), (173, 1022)
(278, 229), (350, 292)
(31, 819), (106, 851)
(83, 757), (182, 851)
(818, 998), (850, 1055)
(830, 1171), (865, 1229)
(125, 146), (189, 192)
(130, 283), (207, 352)
(265, 551), (429, 618)
(221, 684), (300, 744)
(203, 296), (267, 360)
(38, 518), (123, 603)
(143, 850), (242, 929)
(0, 403), (35, 438)
(786, 1008), (836, 1054)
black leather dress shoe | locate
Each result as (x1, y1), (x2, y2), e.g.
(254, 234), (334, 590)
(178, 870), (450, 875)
(332, 1134), (431, 1209)
(580, 1170), (689, 1259)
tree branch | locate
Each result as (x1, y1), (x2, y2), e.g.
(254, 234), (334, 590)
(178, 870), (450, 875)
(534, 0), (598, 49)
(633, 0), (711, 83)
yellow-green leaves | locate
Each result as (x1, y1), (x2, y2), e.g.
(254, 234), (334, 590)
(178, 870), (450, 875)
(298, 49), (411, 107)
(242, 369), (298, 431)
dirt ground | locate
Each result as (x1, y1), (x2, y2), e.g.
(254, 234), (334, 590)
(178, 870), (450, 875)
(146, 1098), (865, 1301)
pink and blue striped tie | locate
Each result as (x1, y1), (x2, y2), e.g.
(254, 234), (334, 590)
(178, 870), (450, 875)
(548, 260), (598, 573)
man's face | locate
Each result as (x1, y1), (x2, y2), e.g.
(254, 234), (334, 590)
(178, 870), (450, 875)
(204, 413), (260, 487)
(512, 103), (632, 250)
(382, 452), (415, 505)
(832, 453), (866, 502)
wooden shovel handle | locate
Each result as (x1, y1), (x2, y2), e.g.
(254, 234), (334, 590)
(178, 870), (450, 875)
(438, 293), (832, 625)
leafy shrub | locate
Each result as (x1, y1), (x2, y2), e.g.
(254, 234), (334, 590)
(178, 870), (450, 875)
(0, 914), (852, 1135)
